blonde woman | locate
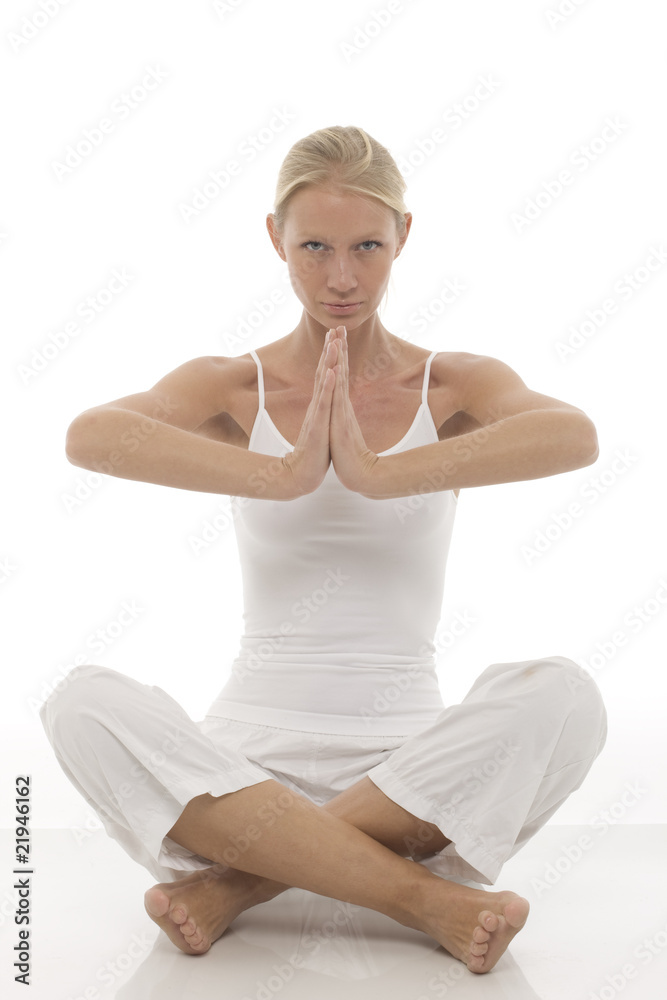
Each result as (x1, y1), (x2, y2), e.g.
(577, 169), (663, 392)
(41, 125), (607, 975)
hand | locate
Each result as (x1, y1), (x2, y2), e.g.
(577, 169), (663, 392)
(280, 329), (337, 497)
(329, 326), (380, 494)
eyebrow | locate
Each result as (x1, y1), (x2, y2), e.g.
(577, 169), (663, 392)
(293, 233), (385, 243)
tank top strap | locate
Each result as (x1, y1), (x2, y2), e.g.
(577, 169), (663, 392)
(421, 350), (439, 406)
(249, 349), (265, 410)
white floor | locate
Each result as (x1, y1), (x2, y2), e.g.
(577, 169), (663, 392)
(2, 825), (666, 999)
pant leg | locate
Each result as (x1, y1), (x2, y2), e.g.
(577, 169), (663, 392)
(39, 664), (277, 882)
(364, 655), (608, 885)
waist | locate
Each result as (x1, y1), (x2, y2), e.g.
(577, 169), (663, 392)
(206, 655), (445, 736)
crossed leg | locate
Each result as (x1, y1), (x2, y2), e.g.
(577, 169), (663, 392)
(144, 775), (529, 974)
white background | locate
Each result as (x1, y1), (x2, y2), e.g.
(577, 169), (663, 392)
(1, 0), (665, 837)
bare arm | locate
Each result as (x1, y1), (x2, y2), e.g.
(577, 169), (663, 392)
(65, 356), (297, 501)
(362, 354), (599, 500)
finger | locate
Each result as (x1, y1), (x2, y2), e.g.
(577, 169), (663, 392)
(315, 338), (336, 400)
(341, 326), (349, 398)
(334, 340), (344, 405)
(334, 327), (347, 403)
(316, 331), (333, 376)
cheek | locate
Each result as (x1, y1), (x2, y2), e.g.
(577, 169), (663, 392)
(289, 256), (320, 283)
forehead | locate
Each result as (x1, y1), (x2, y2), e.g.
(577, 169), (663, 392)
(284, 184), (394, 237)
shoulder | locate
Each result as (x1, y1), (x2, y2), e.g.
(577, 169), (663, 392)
(197, 352), (258, 393)
(429, 351), (526, 398)
(428, 350), (512, 395)
(429, 350), (514, 381)
(153, 353), (258, 418)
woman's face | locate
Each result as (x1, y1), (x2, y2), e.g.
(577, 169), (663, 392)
(268, 184), (411, 332)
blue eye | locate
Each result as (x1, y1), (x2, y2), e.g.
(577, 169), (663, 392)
(300, 240), (383, 252)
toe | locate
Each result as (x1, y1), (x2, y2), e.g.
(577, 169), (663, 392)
(467, 954), (485, 974)
(180, 917), (197, 936)
(504, 896), (530, 929)
(186, 932), (209, 953)
(472, 925), (490, 944)
(470, 940), (488, 957)
(479, 909), (499, 931)
(144, 887), (170, 918)
(170, 905), (188, 926)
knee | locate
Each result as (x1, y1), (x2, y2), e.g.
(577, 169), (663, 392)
(40, 664), (122, 746)
(530, 655), (607, 745)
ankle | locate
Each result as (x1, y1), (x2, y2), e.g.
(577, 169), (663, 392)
(251, 877), (290, 905)
(390, 865), (442, 933)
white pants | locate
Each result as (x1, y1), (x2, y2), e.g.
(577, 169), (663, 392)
(40, 655), (607, 886)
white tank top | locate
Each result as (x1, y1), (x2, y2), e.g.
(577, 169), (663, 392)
(206, 348), (458, 735)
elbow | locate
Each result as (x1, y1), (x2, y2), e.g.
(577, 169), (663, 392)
(571, 415), (599, 469)
(65, 412), (97, 467)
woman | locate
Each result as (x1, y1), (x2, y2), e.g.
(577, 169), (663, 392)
(41, 125), (607, 975)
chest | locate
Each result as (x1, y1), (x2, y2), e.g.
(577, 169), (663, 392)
(263, 384), (437, 454)
(196, 359), (467, 452)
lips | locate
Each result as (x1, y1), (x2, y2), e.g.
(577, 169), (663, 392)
(323, 302), (361, 313)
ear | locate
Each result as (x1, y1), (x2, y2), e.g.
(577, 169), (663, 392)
(266, 214), (286, 260)
(395, 212), (412, 256)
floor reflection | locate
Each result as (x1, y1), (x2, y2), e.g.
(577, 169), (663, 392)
(116, 889), (544, 999)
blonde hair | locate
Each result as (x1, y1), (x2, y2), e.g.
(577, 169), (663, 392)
(271, 125), (408, 239)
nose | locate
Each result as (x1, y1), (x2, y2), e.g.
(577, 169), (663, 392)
(326, 253), (358, 294)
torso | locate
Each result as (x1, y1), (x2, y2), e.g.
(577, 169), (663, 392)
(193, 340), (483, 458)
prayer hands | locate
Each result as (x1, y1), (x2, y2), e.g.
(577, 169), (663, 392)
(328, 326), (380, 494)
(280, 326), (379, 498)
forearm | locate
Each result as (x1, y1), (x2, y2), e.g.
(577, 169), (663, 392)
(363, 409), (599, 500)
(66, 408), (297, 501)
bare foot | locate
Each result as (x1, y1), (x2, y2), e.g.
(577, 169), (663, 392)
(144, 865), (285, 955)
(419, 881), (530, 974)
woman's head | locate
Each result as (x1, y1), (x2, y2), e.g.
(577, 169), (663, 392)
(267, 125), (412, 331)
(270, 125), (409, 241)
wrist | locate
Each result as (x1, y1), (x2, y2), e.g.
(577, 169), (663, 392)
(360, 454), (385, 499)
